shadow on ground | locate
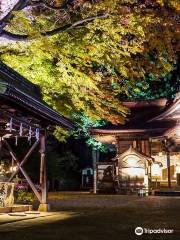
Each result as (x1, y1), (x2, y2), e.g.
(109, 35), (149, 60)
(0, 193), (180, 240)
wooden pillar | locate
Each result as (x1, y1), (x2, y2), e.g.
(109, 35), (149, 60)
(115, 137), (120, 179)
(136, 140), (141, 152)
(145, 139), (151, 157)
(0, 137), (2, 160)
(164, 138), (171, 189)
(92, 149), (96, 194)
(92, 149), (99, 194)
(116, 136), (120, 154)
(133, 140), (137, 149)
(141, 140), (145, 154)
(167, 151), (171, 188)
(38, 132), (50, 211)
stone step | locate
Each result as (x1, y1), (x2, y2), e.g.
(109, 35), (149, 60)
(154, 191), (180, 196)
(8, 212), (27, 217)
(0, 205), (32, 213)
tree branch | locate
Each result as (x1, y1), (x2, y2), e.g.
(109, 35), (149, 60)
(30, 1), (66, 11)
(0, 13), (109, 41)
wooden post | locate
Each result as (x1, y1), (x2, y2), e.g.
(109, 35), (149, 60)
(164, 138), (171, 189)
(0, 137), (2, 161)
(116, 136), (120, 154)
(92, 149), (99, 194)
(141, 140), (145, 154)
(145, 139), (151, 156)
(116, 137), (120, 178)
(92, 149), (97, 194)
(133, 140), (137, 149)
(38, 132), (50, 211)
(167, 151), (171, 188)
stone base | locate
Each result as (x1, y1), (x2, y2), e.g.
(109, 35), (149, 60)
(38, 203), (50, 212)
(0, 205), (32, 213)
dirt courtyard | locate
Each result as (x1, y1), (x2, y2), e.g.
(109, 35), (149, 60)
(0, 193), (180, 240)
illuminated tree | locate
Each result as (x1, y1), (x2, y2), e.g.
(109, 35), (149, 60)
(0, 0), (179, 126)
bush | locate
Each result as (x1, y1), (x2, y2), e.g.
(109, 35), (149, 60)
(14, 183), (35, 204)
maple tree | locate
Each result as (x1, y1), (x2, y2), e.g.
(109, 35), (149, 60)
(0, 0), (179, 128)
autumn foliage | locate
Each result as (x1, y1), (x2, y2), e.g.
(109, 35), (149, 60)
(0, 0), (179, 125)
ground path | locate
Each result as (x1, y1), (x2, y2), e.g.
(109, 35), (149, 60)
(0, 193), (180, 240)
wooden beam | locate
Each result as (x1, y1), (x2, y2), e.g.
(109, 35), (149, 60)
(92, 149), (99, 194)
(20, 166), (42, 202)
(3, 139), (42, 202)
(40, 133), (47, 204)
(0, 137), (2, 161)
(167, 151), (171, 188)
(133, 140), (137, 149)
(8, 140), (39, 182)
(115, 136), (120, 154)
(141, 140), (145, 154)
(145, 140), (151, 156)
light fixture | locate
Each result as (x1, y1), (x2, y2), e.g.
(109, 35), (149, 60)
(0, 162), (5, 174)
(151, 163), (161, 176)
(158, 152), (163, 157)
(176, 165), (180, 174)
(9, 165), (17, 172)
(10, 158), (17, 173)
(124, 167), (145, 177)
(127, 157), (137, 167)
(175, 127), (180, 137)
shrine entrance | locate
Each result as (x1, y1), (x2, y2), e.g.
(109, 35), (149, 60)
(113, 146), (153, 194)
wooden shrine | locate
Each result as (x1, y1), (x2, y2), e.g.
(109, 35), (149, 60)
(0, 61), (75, 210)
(91, 92), (180, 194)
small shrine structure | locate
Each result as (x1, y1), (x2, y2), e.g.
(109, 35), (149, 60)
(0, 61), (75, 210)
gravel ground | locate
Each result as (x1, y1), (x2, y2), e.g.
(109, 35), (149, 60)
(0, 192), (180, 240)
(49, 192), (180, 210)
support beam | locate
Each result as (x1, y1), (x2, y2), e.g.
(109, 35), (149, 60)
(3, 139), (42, 202)
(40, 133), (47, 203)
(0, 137), (2, 161)
(92, 149), (99, 194)
(20, 167), (42, 202)
(141, 140), (145, 154)
(116, 136), (120, 154)
(38, 132), (49, 211)
(167, 151), (171, 188)
(133, 140), (137, 149)
(145, 139), (151, 156)
(8, 140), (39, 182)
